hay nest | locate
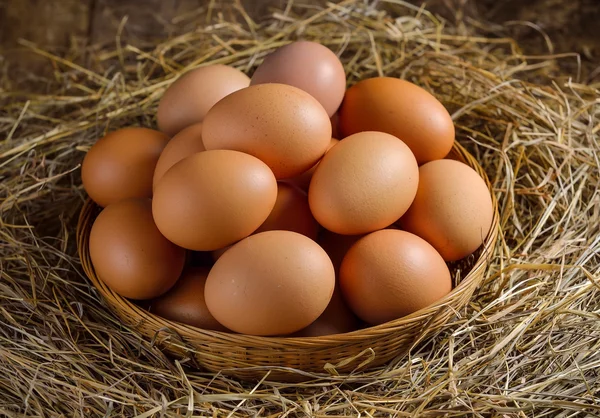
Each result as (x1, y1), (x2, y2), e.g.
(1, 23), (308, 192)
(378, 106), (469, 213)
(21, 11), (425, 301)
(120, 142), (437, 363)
(1, 1), (599, 416)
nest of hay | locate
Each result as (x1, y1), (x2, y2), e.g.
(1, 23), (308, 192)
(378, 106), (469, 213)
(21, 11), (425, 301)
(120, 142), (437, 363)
(1, 1), (599, 416)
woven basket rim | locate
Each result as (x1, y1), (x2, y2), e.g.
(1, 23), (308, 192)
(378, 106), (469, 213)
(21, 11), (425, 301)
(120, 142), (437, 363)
(77, 140), (499, 348)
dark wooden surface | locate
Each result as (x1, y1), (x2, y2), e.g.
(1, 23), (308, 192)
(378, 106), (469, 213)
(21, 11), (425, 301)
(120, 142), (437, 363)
(1, 0), (599, 86)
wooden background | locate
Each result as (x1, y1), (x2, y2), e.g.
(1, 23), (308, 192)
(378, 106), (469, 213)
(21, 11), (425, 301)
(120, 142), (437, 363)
(1, 0), (599, 86)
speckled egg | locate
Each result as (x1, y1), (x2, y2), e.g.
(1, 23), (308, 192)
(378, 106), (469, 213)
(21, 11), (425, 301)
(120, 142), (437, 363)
(309, 131), (419, 235)
(339, 77), (455, 164)
(340, 229), (452, 325)
(202, 83), (332, 179)
(398, 159), (494, 261)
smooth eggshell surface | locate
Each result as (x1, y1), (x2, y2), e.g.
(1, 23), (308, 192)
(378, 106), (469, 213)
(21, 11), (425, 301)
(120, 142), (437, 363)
(340, 229), (452, 325)
(149, 267), (227, 331)
(82, 128), (169, 207)
(250, 41), (346, 117)
(338, 77), (455, 164)
(89, 198), (186, 300)
(202, 83), (332, 179)
(205, 231), (335, 336)
(152, 122), (205, 188)
(152, 150), (277, 251)
(309, 131), (419, 235)
(157, 65), (250, 136)
(398, 159), (494, 261)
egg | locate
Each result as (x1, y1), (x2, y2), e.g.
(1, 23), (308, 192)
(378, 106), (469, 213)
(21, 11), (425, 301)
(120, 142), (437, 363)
(254, 182), (319, 239)
(340, 229), (451, 325)
(205, 231), (335, 336)
(157, 65), (250, 136)
(81, 128), (169, 207)
(309, 131), (419, 235)
(398, 159), (494, 261)
(202, 83), (332, 179)
(285, 137), (339, 192)
(152, 150), (277, 251)
(292, 287), (358, 337)
(250, 41), (346, 116)
(338, 77), (455, 164)
(153, 123), (205, 188)
(89, 198), (185, 300)
(149, 267), (227, 331)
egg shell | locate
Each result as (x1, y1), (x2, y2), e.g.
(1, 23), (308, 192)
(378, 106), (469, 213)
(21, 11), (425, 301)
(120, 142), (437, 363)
(285, 137), (339, 192)
(153, 150), (277, 251)
(153, 123), (205, 189)
(292, 286), (358, 337)
(81, 128), (169, 207)
(250, 41), (346, 117)
(149, 267), (227, 331)
(398, 159), (494, 261)
(205, 231), (335, 336)
(308, 131), (419, 235)
(340, 229), (452, 325)
(157, 65), (250, 136)
(89, 198), (186, 300)
(202, 83), (332, 179)
(338, 77), (455, 164)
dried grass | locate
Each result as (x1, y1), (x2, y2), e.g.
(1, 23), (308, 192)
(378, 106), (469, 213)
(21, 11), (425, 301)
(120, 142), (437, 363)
(1, 1), (599, 416)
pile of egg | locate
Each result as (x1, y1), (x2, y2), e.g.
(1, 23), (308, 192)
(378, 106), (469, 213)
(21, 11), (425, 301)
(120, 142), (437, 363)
(82, 41), (493, 337)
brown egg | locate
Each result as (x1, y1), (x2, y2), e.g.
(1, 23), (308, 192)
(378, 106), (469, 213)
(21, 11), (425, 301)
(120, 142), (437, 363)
(81, 128), (169, 207)
(292, 287), (358, 337)
(205, 231), (335, 336)
(149, 267), (227, 331)
(317, 229), (364, 274)
(285, 137), (339, 192)
(330, 112), (341, 139)
(253, 182), (318, 238)
(152, 150), (277, 251)
(398, 159), (494, 261)
(250, 41), (346, 117)
(202, 83), (332, 179)
(89, 198), (186, 300)
(157, 65), (250, 136)
(309, 131), (419, 235)
(340, 229), (451, 325)
(339, 77), (455, 164)
(153, 123), (205, 188)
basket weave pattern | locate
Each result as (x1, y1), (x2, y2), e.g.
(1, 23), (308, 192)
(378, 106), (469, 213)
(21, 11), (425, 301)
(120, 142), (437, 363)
(77, 141), (499, 381)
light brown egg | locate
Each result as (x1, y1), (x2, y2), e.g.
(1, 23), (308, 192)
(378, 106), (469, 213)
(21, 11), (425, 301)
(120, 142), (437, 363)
(254, 182), (319, 240)
(309, 131), (419, 235)
(202, 83), (332, 179)
(149, 267), (227, 331)
(81, 128), (169, 207)
(157, 65), (250, 136)
(285, 137), (339, 192)
(250, 41), (346, 116)
(205, 231), (335, 336)
(89, 198), (186, 300)
(152, 123), (205, 188)
(340, 229), (451, 325)
(398, 159), (494, 261)
(152, 150), (277, 251)
(292, 287), (358, 337)
(339, 77), (455, 164)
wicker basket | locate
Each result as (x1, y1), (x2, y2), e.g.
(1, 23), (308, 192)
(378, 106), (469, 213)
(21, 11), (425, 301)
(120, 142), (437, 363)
(77, 141), (499, 382)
